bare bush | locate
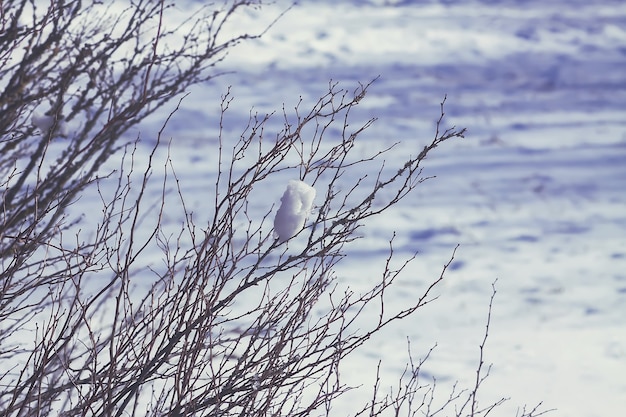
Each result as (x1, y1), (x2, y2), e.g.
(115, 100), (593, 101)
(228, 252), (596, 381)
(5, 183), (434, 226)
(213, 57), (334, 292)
(1, 1), (550, 416)
(0, 0), (283, 266)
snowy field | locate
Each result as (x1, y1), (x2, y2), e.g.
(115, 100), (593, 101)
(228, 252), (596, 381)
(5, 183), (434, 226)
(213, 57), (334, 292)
(99, 0), (625, 416)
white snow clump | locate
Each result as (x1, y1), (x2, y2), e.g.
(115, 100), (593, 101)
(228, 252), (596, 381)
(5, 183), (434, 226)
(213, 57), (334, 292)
(273, 180), (316, 242)
(32, 111), (67, 136)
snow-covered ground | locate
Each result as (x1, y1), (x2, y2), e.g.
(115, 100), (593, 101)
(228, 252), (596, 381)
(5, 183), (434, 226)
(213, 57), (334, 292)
(103, 0), (626, 415)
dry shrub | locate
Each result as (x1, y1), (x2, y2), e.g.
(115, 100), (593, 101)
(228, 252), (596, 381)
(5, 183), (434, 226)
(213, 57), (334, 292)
(0, 1), (549, 416)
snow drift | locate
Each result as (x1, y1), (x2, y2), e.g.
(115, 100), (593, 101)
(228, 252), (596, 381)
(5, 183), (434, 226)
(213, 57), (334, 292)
(273, 180), (316, 242)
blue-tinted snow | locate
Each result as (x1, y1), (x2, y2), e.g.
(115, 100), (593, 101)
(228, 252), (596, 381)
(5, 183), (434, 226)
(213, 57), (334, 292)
(96, 1), (626, 415)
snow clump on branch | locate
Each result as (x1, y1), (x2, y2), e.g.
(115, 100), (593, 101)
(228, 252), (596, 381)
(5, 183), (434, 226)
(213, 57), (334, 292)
(273, 180), (316, 242)
(32, 111), (67, 136)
